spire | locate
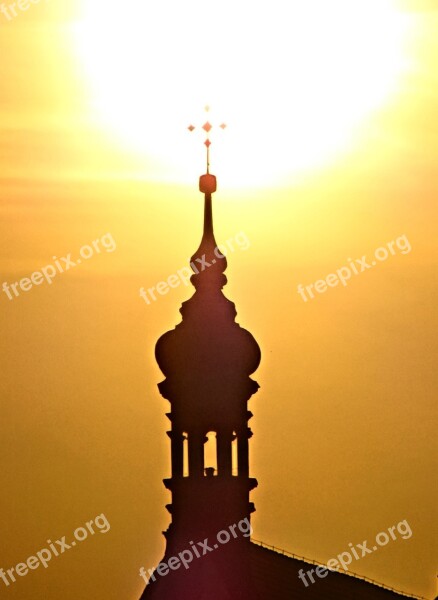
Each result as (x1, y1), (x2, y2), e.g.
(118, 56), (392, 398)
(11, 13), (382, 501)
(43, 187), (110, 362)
(155, 112), (261, 416)
(187, 106), (227, 291)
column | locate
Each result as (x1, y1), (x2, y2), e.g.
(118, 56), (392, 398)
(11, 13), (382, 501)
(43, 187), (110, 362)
(168, 430), (184, 478)
(188, 430), (204, 477)
(238, 428), (252, 477)
(217, 430), (233, 476)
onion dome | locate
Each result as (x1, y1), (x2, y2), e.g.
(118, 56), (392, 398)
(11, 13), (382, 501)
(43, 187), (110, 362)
(155, 173), (260, 428)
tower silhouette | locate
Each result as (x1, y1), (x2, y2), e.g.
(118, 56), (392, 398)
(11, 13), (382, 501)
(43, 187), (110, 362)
(139, 128), (416, 600)
(141, 153), (260, 598)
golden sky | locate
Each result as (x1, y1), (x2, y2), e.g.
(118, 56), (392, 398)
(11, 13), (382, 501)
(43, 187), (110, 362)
(0, 1), (437, 599)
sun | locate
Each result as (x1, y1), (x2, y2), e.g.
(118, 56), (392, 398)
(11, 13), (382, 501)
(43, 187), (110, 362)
(73, 0), (411, 187)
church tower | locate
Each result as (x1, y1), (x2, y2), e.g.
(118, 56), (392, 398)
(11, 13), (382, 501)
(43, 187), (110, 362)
(139, 121), (416, 600)
(140, 118), (261, 599)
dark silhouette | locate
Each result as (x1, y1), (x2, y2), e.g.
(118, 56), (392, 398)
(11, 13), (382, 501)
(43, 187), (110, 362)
(140, 167), (413, 599)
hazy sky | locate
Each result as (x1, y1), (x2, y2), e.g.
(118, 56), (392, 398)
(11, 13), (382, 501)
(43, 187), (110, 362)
(0, 1), (437, 599)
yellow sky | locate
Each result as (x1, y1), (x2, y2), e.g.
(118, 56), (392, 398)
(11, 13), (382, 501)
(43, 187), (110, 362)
(0, 1), (437, 599)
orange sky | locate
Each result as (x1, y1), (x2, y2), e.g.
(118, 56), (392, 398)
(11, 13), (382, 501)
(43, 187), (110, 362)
(0, 1), (437, 599)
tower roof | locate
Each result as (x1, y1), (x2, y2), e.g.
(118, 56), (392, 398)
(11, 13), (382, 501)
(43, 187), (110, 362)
(155, 160), (260, 427)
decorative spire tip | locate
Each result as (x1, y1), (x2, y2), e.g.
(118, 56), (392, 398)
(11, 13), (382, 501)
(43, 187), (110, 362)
(188, 106), (226, 190)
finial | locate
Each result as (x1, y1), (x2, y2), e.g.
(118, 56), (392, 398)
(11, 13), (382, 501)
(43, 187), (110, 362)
(188, 106), (226, 195)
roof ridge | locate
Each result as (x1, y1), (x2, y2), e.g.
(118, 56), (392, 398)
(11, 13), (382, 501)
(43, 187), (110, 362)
(250, 538), (428, 600)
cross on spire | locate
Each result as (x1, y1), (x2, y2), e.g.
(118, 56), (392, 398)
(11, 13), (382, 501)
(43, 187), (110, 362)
(188, 105), (226, 174)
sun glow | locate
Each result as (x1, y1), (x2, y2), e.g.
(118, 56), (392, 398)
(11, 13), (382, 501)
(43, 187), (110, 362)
(74, 0), (411, 187)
